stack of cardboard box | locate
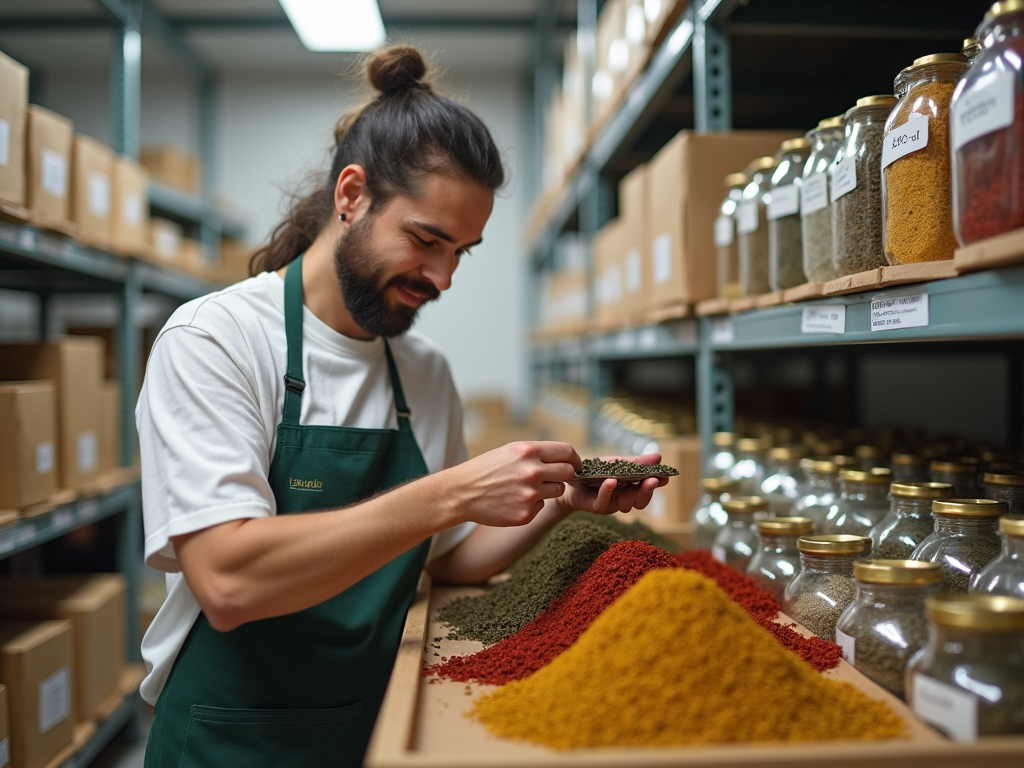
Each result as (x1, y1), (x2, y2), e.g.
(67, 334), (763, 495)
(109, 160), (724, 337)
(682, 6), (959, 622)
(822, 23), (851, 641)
(140, 144), (201, 196)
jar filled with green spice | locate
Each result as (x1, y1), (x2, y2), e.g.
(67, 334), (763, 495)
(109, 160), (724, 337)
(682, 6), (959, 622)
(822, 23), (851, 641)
(836, 559), (943, 699)
(737, 157), (776, 296)
(728, 437), (769, 496)
(703, 430), (736, 478)
(692, 476), (740, 550)
(801, 115), (845, 283)
(983, 471), (1024, 515)
(891, 451), (929, 483)
(785, 534), (873, 642)
(822, 468), (893, 536)
(930, 458), (984, 497)
(911, 498), (1008, 593)
(768, 137), (811, 291)
(715, 173), (748, 299)
(793, 458), (840, 532)
(711, 496), (769, 571)
(760, 445), (808, 516)
(747, 516), (814, 601)
(871, 482), (953, 560)
(971, 515), (1024, 600)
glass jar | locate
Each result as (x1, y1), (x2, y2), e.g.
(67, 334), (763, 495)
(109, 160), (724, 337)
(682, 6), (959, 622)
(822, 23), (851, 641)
(737, 157), (776, 296)
(711, 496), (769, 572)
(871, 482), (953, 560)
(882, 54), (969, 265)
(891, 451), (929, 483)
(836, 559), (943, 699)
(983, 471), (1024, 515)
(912, 498), (1008, 593)
(962, 35), (983, 65)
(768, 137), (811, 291)
(930, 459), (983, 497)
(907, 595), (1024, 739)
(747, 516), (814, 601)
(971, 515), (1024, 599)
(822, 468), (893, 535)
(952, 2), (1024, 245)
(692, 476), (740, 550)
(715, 173), (747, 299)
(784, 534), (873, 642)
(801, 115), (845, 283)
(760, 445), (808, 515)
(831, 95), (898, 277)
(855, 444), (888, 472)
(703, 431), (736, 478)
(793, 458), (839, 532)
(728, 437), (769, 496)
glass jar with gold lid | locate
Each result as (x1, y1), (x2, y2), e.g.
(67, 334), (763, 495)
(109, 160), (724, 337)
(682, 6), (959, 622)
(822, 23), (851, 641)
(711, 496), (768, 571)
(930, 458), (983, 497)
(971, 515), (1024, 599)
(983, 471), (1024, 515)
(911, 498), (1008, 593)
(801, 115), (845, 283)
(703, 431), (736, 478)
(854, 444), (889, 471)
(768, 137), (811, 291)
(871, 482), (953, 560)
(907, 594), (1024, 739)
(784, 534), (873, 642)
(715, 173), (748, 299)
(822, 468), (893, 535)
(692, 476), (740, 550)
(737, 157), (776, 296)
(746, 516), (814, 601)
(890, 451), (929, 483)
(728, 437), (769, 496)
(793, 458), (839, 531)
(962, 35), (983, 64)
(836, 559), (943, 699)
(760, 445), (808, 515)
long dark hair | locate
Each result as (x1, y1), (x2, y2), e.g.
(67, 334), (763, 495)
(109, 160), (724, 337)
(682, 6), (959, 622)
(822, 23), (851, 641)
(250, 46), (506, 275)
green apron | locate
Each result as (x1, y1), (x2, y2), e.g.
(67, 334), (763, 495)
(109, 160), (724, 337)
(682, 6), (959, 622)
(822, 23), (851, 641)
(145, 254), (432, 768)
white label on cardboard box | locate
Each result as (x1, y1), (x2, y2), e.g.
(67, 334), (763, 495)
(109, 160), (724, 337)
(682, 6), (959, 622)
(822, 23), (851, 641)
(652, 232), (672, 285)
(711, 544), (727, 563)
(911, 673), (977, 742)
(801, 304), (846, 334)
(830, 157), (857, 200)
(881, 113), (929, 170)
(711, 317), (734, 344)
(736, 200), (759, 235)
(0, 736), (9, 767)
(36, 441), (54, 475)
(155, 227), (179, 259)
(77, 430), (98, 474)
(638, 327), (657, 350)
(767, 184), (799, 220)
(835, 627), (855, 664)
(39, 666), (70, 734)
(625, 248), (641, 293)
(87, 172), (111, 219)
(123, 193), (143, 228)
(801, 172), (829, 215)
(714, 215), (734, 247)
(41, 149), (68, 198)
(953, 68), (1016, 151)
(870, 290), (929, 331)
(0, 118), (9, 167)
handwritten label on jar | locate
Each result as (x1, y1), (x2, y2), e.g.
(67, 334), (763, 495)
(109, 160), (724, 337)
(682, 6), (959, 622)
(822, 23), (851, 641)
(953, 69), (1016, 152)
(830, 157), (857, 200)
(737, 201), (759, 235)
(711, 544), (727, 563)
(834, 627), (855, 664)
(767, 184), (799, 220)
(800, 173), (828, 215)
(653, 232), (672, 284)
(870, 290), (929, 331)
(801, 304), (846, 334)
(911, 673), (977, 742)
(882, 114), (929, 170)
(714, 215), (734, 247)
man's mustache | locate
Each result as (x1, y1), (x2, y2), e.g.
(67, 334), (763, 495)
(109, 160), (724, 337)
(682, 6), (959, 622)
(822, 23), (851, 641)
(385, 274), (441, 302)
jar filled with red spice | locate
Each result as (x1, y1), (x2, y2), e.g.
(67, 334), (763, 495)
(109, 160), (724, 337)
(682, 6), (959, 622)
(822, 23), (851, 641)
(952, 1), (1024, 245)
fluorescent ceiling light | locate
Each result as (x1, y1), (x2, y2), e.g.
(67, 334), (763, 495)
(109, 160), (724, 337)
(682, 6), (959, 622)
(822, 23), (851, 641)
(279, 0), (386, 52)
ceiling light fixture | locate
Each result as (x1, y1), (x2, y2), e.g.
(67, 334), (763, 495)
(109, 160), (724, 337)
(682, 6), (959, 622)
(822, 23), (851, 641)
(278, 0), (386, 52)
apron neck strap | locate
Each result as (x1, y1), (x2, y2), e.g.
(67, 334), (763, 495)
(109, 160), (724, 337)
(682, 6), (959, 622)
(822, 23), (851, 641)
(383, 341), (413, 432)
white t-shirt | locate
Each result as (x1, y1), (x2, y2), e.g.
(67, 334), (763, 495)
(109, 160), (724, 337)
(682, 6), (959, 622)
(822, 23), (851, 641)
(136, 270), (475, 704)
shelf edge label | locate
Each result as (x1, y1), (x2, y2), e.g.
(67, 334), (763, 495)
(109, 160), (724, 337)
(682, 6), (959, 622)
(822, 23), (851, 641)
(801, 304), (846, 334)
(711, 318), (734, 344)
(870, 290), (929, 331)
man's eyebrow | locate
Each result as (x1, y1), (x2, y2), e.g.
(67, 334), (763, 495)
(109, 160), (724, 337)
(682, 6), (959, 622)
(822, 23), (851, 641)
(408, 220), (483, 249)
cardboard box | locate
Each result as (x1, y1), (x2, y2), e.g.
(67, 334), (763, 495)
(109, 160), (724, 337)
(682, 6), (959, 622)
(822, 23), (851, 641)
(178, 238), (205, 276)
(98, 381), (120, 473)
(219, 237), (252, 283)
(0, 51), (28, 209)
(0, 620), (74, 768)
(593, 218), (626, 329)
(0, 382), (56, 509)
(0, 339), (104, 490)
(148, 217), (182, 264)
(0, 683), (8, 768)
(593, 0), (626, 127)
(0, 576), (124, 726)
(646, 131), (799, 309)
(140, 144), (200, 195)
(644, 435), (701, 523)
(26, 106), (73, 232)
(111, 156), (148, 257)
(69, 135), (113, 250)
(619, 163), (649, 322)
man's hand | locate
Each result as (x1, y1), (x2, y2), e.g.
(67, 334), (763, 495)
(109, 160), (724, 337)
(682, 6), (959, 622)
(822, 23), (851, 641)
(560, 452), (668, 515)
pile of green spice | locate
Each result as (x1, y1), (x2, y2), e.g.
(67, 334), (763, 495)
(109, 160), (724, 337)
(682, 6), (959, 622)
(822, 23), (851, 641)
(578, 457), (677, 476)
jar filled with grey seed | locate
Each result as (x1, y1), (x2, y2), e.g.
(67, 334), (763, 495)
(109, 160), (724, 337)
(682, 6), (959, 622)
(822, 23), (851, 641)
(911, 498), (1007, 594)
(930, 458), (984, 498)
(971, 515), (1024, 599)
(983, 472), (1024, 516)
(871, 482), (953, 560)
(822, 468), (892, 536)
(712, 496), (769, 572)
(890, 451), (929, 483)
(784, 533), (872, 641)
(737, 157), (777, 296)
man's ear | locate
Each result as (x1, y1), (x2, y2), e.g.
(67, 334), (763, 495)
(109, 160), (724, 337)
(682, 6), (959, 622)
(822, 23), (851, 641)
(334, 164), (369, 221)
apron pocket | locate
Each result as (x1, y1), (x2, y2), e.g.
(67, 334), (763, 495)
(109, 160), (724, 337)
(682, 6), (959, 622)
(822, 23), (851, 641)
(178, 702), (363, 768)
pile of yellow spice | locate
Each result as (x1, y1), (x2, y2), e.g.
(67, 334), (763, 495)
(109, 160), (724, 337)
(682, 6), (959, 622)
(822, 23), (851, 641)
(471, 569), (906, 749)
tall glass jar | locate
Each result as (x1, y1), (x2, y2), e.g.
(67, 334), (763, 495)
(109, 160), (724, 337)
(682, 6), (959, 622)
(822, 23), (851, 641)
(855, 444), (888, 472)
(784, 534), (872, 642)
(930, 459), (983, 497)
(793, 458), (839, 531)
(831, 95), (898, 277)
(911, 498), (1008, 593)
(891, 451), (929, 483)
(822, 468), (893, 535)
(952, 2), (1024, 245)
(971, 515), (1024, 599)
(737, 157), (776, 296)
(882, 54), (968, 265)
(768, 137), (811, 290)
(728, 437), (769, 496)
(692, 476), (740, 550)
(711, 496), (768, 571)
(760, 445), (808, 516)
(871, 482), (953, 560)
(907, 595), (1024, 739)
(801, 115), (845, 283)
(747, 516), (814, 601)
(703, 431), (736, 478)
(962, 35), (982, 65)
(983, 471), (1024, 515)
(715, 172), (748, 299)
(836, 559), (943, 699)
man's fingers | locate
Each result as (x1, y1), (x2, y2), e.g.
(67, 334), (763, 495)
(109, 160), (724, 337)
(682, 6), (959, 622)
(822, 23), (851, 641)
(631, 478), (660, 510)
(538, 461), (578, 483)
(538, 442), (583, 472)
(538, 481), (567, 500)
(598, 452), (663, 466)
(592, 478), (618, 512)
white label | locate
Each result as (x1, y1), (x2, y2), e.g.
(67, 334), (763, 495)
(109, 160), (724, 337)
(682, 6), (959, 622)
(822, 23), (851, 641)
(615, 330), (634, 351)
(711, 318), (734, 344)
(625, 248), (641, 293)
(41, 150), (67, 198)
(77, 430), (98, 474)
(39, 666), (70, 734)
(87, 172), (110, 219)
(767, 184), (800, 220)
(912, 673), (978, 742)
(714, 215), (734, 247)
(830, 157), (857, 200)
(0, 529), (13, 554)
(123, 193), (142, 228)
(0, 737), (9, 767)
(835, 627), (856, 664)
(0, 118), (9, 167)
(35, 441), (54, 475)
(711, 544), (727, 563)
(154, 227), (179, 259)
(638, 327), (657, 350)
(52, 509), (73, 531)
(870, 290), (929, 331)
(801, 304), (846, 334)
(78, 498), (99, 521)
(801, 172), (829, 215)
(882, 114), (929, 170)
(953, 69), (1016, 151)
(652, 233), (672, 284)
(737, 200), (759, 235)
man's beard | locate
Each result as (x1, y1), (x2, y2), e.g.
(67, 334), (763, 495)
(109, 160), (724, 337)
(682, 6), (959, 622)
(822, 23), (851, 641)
(333, 215), (440, 338)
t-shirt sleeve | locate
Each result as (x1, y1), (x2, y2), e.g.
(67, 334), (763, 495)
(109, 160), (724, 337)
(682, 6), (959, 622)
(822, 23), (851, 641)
(138, 324), (274, 573)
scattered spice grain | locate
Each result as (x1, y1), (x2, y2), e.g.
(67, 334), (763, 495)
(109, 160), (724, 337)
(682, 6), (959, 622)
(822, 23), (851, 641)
(578, 457), (677, 476)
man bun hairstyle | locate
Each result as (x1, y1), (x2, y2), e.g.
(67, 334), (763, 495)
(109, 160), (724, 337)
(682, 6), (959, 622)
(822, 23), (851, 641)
(252, 45), (505, 274)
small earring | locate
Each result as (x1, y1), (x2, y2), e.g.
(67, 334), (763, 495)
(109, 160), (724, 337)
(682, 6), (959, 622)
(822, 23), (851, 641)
(338, 213), (346, 222)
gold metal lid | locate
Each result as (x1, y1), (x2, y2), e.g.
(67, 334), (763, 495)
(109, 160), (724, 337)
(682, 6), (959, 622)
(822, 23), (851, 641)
(909, 53), (968, 70)
(931, 460), (979, 474)
(817, 115), (844, 129)
(780, 137), (811, 152)
(712, 431), (735, 446)
(890, 481), (953, 499)
(984, 472), (1024, 487)
(892, 451), (926, 466)
(932, 498), (1009, 517)
(832, 454), (858, 468)
(758, 516), (814, 536)
(839, 468), (893, 484)
(926, 594), (1024, 632)
(768, 445), (807, 462)
(736, 437), (766, 452)
(1000, 515), (1024, 536)
(745, 156), (776, 173)
(798, 534), (872, 555)
(724, 173), (748, 189)
(854, 95), (897, 108)
(963, 37), (979, 48)
(800, 457), (837, 474)
(855, 444), (883, 459)
(700, 476), (739, 493)
(722, 496), (769, 514)
(854, 559), (943, 586)
(985, 1), (1024, 26)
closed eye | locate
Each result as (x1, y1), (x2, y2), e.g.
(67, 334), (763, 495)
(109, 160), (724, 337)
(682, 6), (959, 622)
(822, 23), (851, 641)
(414, 234), (435, 248)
